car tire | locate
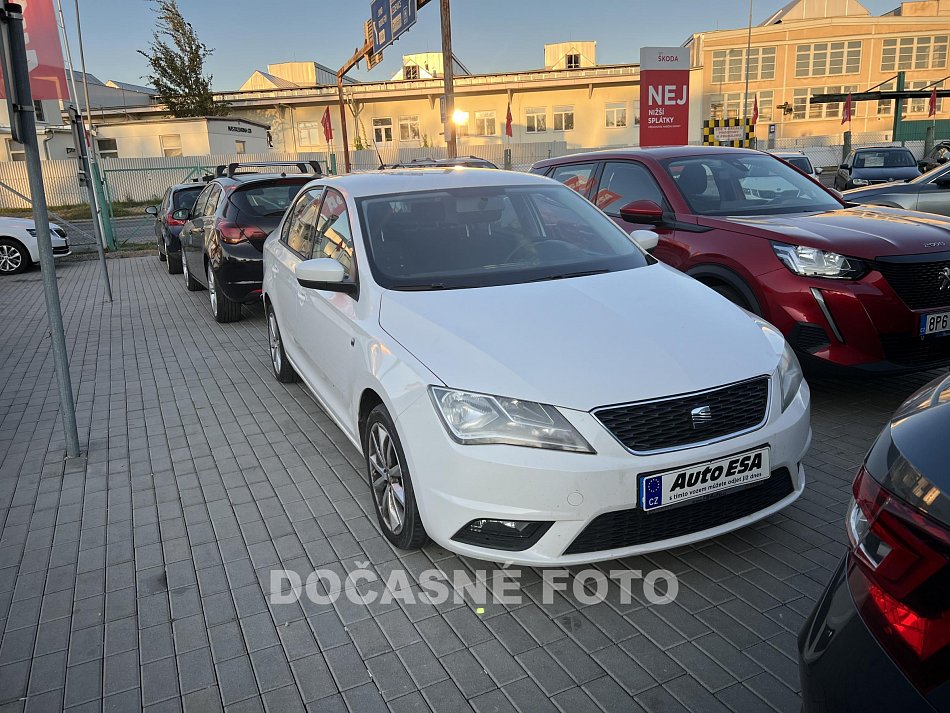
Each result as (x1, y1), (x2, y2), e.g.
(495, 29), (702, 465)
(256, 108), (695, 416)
(183, 251), (202, 291)
(0, 238), (29, 275)
(166, 251), (182, 275)
(207, 262), (241, 323)
(266, 305), (299, 383)
(158, 245), (166, 262)
(364, 405), (428, 550)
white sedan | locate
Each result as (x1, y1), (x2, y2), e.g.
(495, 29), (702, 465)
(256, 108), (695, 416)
(0, 216), (70, 275)
(262, 169), (811, 565)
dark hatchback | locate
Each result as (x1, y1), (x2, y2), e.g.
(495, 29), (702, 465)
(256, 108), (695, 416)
(799, 372), (950, 712)
(178, 163), (317, 322)
(146, 182), (203, 274)
(835, 146), (921, 190)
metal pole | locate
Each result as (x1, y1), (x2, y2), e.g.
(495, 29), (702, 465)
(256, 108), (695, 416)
(69, 107), (111, 300)
(893, 71), (905, 143)
(337, 75), (350, 173)
(742, 0), (753, 127)
(440, 0), (456, 158)
(1, 2), (80, 457)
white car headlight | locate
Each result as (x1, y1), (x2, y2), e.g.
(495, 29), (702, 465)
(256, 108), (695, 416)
(851, 178), (870, 186)
(430, 387), (594, 453)
(757, 322), (804, 412)
(771, 242), (867, 280)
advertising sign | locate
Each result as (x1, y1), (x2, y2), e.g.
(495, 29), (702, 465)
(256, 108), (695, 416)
(0, 0), (68, 100)
(639, 46), (690, 147)
(371, 0), (416, 55)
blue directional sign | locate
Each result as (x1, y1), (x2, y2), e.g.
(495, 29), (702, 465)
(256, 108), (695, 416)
(371, 0), (417, 55)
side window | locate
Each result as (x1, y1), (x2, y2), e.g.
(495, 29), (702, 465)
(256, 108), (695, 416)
(550, 163), (597, 196)
(190, 185), (213, 217)
(314, 189), (355, 279)
(282, 188), (323, 257)
(202, 186), (222, 217)
(594, 162), (667, 216)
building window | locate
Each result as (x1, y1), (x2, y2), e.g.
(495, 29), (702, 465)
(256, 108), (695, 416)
(33, 100), (45, 123)
(910, 80), (944, 114)
(710, 91), (773, 121)
(882, 35), (948, 71)
(633, 100), (640, 125)
(565, 54), (581, 69)
(403, 64), (419, 80)
(235, 140), (246, 154)
(711, 47), (776, 84)
(399, 115), (420, 142)
(474, 111), (496, 136)
(605, 102), (627, 128)
(372, 118), (393, 143)
(7, 139), (24, 161)
(553, 106), (574, 131)
(97, 138), (118, 159)
(159, 134), (182, 157)
(796, 41), (862, 77)
(792, 86), (857, 120)
(298, 121), (322, 146)
(525, 107), (546, 133)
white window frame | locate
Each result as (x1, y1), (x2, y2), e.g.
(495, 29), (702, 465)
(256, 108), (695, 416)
(553, 106), (574, 132)
(7, 139), (25, 161)
(96, 138), (118, 159)
(882, 35), (948, 72)
(403, 64), (420, 80)
(565, 54), (581, 69)
(605, 103), (627, 128)
(525, 107), (546, 133)
(373, 117), (394, 143)
(159, 134), (182, 157)
(398, 115), (421, 142)
(297, 121), (322, 147)
(235, 140), (246, 154)
(796, 41), (862, 77)
(474, 111), (496, 136)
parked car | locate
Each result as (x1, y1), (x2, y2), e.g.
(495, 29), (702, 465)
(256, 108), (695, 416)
(533, 146), (950, 372)
(0, 217), (70, 275)
(834, 146), (921, 190)
(177, 162), (318, 322)
(843, 160), (950, 216)
(918, 140), (950, 173)
(799, 371), (950, 713)
(146, 182), (203, 274)
(770, 151), (822, 181)
(262, 168), (811, 564)
(382, 156), (499, 169)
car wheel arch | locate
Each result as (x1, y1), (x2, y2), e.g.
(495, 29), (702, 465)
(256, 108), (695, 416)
(358, 389), (386, 445)
(0, 235), (31, 259)
(687, 264), (763, 315)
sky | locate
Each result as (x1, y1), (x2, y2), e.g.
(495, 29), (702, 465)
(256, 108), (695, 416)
(57, 0), (902, 91)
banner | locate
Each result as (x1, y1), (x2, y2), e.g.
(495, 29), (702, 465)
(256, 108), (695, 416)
(702, 118), (754, 148)
(639, 47), (690, 147)
(0, 0), (69, 100)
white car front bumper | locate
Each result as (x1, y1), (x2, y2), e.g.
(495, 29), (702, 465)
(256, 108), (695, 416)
(395, 380), (811, 566)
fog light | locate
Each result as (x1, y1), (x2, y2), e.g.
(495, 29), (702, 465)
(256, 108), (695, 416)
(452, 519), (553, 551)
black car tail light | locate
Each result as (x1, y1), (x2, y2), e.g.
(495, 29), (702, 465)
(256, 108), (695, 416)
(216, 220), (267, 245)
(846, 466), (950, 691)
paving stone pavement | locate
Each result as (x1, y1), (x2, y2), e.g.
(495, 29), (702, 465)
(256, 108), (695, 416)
(0, 256), (944, 713)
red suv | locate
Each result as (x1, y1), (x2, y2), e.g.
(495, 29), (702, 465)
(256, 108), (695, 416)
(532, 146), (950, 372)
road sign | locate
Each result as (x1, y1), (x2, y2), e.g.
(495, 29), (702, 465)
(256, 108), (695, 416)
(364, 19), (382, 70)
(370, 0), (416, 55)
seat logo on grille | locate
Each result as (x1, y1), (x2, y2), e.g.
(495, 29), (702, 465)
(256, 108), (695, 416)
(690, 405), (713, 428)
(940, 267), (950, 291)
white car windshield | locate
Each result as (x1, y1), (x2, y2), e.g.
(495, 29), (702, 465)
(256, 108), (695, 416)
(663, 154), (842, 217)
(358, 185), (652, 290)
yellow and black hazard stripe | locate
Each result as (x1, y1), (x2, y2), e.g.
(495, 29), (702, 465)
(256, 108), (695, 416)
(702, 118), (755, 148)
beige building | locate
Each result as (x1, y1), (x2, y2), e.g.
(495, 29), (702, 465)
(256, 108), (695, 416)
(686, 0), (950, 139)
(93, 117), (270, 159)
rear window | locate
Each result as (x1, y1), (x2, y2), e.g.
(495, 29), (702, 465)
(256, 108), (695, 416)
(172, 186), (202, 211)
(230, 179), (310, 218)
(853, 150), (915, 169)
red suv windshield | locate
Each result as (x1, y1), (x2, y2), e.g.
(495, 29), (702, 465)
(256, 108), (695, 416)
(662, 154), (841, 217)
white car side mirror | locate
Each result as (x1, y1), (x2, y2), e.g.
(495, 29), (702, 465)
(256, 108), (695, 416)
(297, 257), (346, 286)
(632, 230), (659, 252)
(815, 167), (823, 175)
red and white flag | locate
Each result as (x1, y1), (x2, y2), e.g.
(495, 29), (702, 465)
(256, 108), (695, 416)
(505, 103), (513, 138)
(929, 86), (939, 118)
(841, 93), (853, 125)
(321, 107), (333, 143)
(751, 95), (759, 125)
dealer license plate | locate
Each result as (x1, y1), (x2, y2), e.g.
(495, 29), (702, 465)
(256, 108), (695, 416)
(639, 447), (771, 512)
(920, 311), (950, 337)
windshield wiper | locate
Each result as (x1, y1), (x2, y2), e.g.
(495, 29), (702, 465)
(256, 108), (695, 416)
(528, 268), (610, 283)
(393, 283), (447, 291)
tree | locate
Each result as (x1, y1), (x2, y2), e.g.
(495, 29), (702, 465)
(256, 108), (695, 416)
(138, 0), (227, 117)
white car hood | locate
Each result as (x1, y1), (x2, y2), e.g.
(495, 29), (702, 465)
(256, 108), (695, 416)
(379, 264), (779, 411)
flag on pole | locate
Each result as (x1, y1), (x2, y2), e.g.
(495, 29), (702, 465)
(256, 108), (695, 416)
(929, 86), (938, 118)
(505, 103), (513, 138)
(751, 95), (759, 125)
(321, 107), (333, 142)
(841, 92), (852, 125)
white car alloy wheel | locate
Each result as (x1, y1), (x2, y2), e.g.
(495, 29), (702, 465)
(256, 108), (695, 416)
(369, 422), (406, 536)
(207, 264), (218, 314)
(0, 241), (24, 274)
(268, 311), (281, 373)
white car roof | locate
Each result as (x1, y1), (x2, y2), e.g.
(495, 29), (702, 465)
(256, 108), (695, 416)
(309, 167), (550, 198)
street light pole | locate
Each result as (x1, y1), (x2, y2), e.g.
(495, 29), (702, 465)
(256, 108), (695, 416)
(440, 0), (457, 158)
(0, 1), (81, 457)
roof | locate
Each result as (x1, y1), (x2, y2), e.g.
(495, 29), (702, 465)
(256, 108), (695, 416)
(533, 145), (762, 168)
(308, 167), (548, 198)
(96, 115), (270, 129)
(104, 80), (154, 94)
(246, 71), (300, 90)
(213, 172), (317, 186)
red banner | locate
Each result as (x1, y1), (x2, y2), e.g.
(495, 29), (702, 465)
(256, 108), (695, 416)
(639, 47), (690, 147)
(0, 0), (69, 100)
